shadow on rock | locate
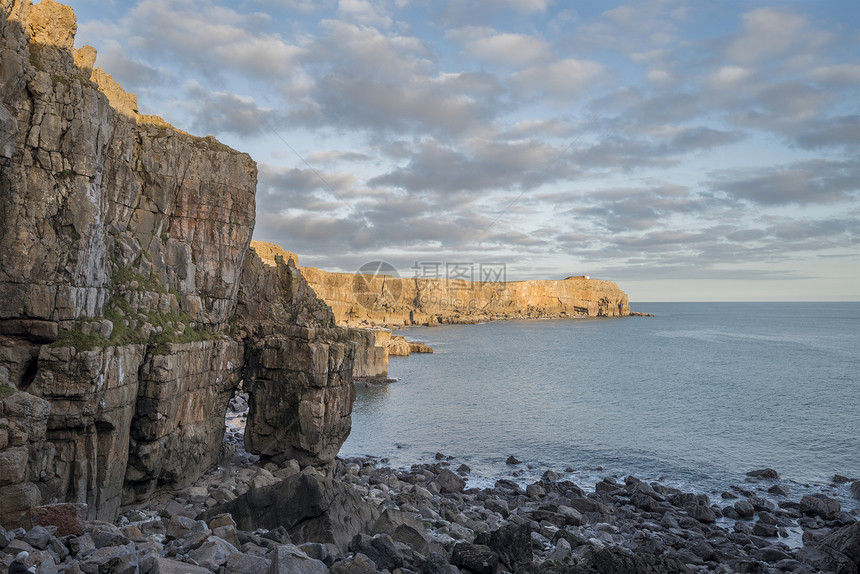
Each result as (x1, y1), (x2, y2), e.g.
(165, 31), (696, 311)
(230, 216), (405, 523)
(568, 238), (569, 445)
(201, 469), (378, 554)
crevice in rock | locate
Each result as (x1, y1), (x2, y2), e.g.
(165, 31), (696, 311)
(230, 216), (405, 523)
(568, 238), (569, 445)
(18, 354), (38, 391)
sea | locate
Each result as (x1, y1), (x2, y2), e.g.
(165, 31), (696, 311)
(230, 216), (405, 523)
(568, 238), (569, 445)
(340, 302), (860, 509)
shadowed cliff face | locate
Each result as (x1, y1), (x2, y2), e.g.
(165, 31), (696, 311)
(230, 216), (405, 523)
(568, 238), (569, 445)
(0, 0), (361, 527)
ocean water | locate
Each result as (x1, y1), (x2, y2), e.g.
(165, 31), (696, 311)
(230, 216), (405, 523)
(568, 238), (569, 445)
(340, 302), (860, 506)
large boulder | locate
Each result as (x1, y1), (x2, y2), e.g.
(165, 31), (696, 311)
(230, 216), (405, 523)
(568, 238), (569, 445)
(267, 544), (328, 574)
(26, 503), (87, 536)
(450, 541), (499, 574)
(800, 494), (841, 520)
(435, 468), (466, 493)
(483, 524), (533, 572)
(204, 470), (378, 553)
(798, 522), (860, 574)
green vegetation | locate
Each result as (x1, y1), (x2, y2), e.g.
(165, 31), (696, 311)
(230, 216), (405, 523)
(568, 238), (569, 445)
(53, 323), (109, 352)
(28, 43), (45, 72)
(192, 135), (234, 154)
(0, 383), (18, 400)
(52, 256), (221, 351)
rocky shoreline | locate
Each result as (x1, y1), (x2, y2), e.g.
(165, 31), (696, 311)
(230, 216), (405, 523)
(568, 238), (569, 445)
(2, 392), (858, 574)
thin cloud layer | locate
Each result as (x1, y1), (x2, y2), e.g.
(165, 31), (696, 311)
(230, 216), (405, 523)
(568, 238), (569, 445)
(70, 0), (860, 300)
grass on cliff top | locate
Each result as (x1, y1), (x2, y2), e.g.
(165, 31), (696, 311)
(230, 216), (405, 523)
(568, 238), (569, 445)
(139, 117), (239, 154)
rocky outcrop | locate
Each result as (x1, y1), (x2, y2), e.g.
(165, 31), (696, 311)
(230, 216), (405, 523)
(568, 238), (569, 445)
(298, 266), (630, 327)
(244, 242), (390, 382)
(349, 329), (390, 379)
(387, 335), (433, 357)
(125, 341), (244, 506)
(236, 245), (361, 467)
(204, 469), (379, 554)
(0, 0), (363, 527)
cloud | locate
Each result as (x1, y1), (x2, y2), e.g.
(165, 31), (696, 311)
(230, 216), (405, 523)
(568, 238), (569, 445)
(511, 59), (606, 100)
(180, 82), (279, 137)
(257, 162), (359, 213)
(708, 159), (860, 205)
(368, 137), (581, 195)
(591, 88), (703, 124)
(283, 19), (502, 135)
(545, 182), (704, 232)
(124, 0), (304, 81)
(573, 0), (685, 55)
(808, 64), (860, 87)
(435, 0), (554, 27)
(706, 65), (754, 91)
(301, 74), (493, 135)
(305, 149), (374, 164)
(337, 0), (393, 29)
(724, 8), (830, 65)
(491, 0), (554, 14)
(506, 118), (574, 139)
(90, 39), (173, 90)
(449, 27), (552, 67)
(793, 115), (860, 150)
(250, 0), (330, 14)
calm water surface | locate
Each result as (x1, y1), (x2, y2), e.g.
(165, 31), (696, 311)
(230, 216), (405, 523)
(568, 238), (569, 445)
(340, 302), (860, 504)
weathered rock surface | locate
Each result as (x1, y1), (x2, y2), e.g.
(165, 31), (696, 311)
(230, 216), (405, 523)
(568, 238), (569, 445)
(299, 264), (631, 327)
(204, 470), (378, 553)
(236, 247), (359, 467)
(0, 0), (366, 527)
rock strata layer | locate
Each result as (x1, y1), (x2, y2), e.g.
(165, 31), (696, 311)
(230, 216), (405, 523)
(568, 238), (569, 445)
(300, 265), (630, 327)
(251, 242), (631, 328)
(0, 0), (370, 527)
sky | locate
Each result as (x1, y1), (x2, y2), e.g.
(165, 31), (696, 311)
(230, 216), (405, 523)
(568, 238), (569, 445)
(64, 0), (859, 302)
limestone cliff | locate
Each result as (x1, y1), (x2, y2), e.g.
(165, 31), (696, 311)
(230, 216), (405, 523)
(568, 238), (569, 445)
(247, 242), (390, 379)
(299, 266), (630, 327)
(0, 0), (361, 527)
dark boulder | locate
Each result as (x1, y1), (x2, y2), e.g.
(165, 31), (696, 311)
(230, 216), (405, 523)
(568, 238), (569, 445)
(203, 470), (378, 553)
(746, 469), (780, 480)
(329, 553), (378, 574)
(424, 552), (451, 574)
(734, 500), (755, 518)
(767, 484), (789, 497)
(800, 494), (841, 520)
(797, 522), (860, 574)
(451, 541), (500, 574)
(484, 524), (533, 571)
(349, 533), (402, 572)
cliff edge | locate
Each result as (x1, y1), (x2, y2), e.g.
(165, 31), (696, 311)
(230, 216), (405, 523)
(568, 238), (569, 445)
(250, 243), (630, 329)
(0, 0), (361, 527)
(303, 265), (629, 328)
